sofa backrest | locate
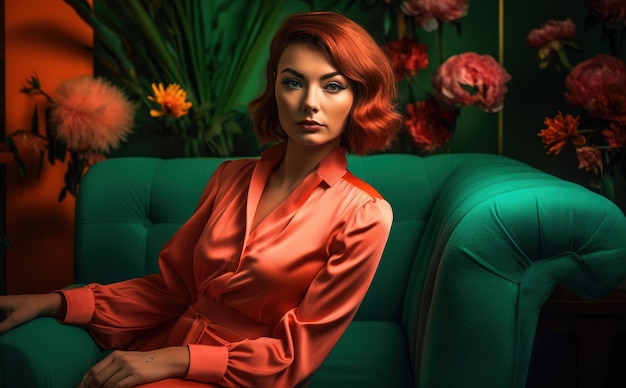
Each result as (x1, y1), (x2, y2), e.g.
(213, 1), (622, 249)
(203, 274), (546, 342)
(74, 154), (441, 323)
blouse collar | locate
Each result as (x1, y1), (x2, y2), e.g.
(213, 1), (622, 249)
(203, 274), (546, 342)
(259, 143), (348, 187)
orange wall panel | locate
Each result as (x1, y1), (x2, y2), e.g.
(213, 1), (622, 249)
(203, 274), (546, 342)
(5, 0), (92, 294)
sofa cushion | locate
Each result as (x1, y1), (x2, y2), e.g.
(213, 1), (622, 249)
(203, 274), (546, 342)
(310, 321), (414, 387)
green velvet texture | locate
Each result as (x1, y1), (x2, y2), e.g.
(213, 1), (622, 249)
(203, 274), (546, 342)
(0, 317), (101, 387)
(1, 153), (625, 388)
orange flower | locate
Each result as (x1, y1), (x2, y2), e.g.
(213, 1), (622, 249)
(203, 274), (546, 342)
(148, 83), (192, 118)
(537, 111), (585, 154)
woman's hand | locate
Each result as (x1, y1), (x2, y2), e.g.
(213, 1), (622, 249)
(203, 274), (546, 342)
(0, 293), (64, 334)
(78, 346), (190, 388)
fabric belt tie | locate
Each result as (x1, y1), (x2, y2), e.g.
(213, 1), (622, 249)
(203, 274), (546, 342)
(169, 297), (274, 347)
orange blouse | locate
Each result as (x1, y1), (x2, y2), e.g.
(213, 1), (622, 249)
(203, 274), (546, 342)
(59, 143), (393, 387)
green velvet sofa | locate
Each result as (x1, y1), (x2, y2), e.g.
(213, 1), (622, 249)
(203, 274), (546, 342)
(1, 152), (625, 387)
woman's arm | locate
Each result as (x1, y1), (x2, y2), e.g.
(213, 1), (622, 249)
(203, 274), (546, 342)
(54, 161), (231, 351)
(0, 293), (66, 334)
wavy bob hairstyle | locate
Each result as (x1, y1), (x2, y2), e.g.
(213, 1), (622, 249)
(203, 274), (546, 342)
(248, 11), (402, 155)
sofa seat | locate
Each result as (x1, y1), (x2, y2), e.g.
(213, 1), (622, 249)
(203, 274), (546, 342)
(1, 152), (625, 387)
(310, 321), (413, 387)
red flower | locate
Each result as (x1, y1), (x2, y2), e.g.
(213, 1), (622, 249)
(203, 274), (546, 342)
(526, 19), (577, 48)
(386, 38), (429, 81)
(405, 98), (457, 153)
(587, 87), (626, 122)
(538, 111), (585, 155)
(586, 0), (626, 28)
(565, 54), (626, 112)
(603, 121), (626, 148)
(576, 146), (603, 175)
(400, 0), (469, 31)
(432, 52), (511, 112)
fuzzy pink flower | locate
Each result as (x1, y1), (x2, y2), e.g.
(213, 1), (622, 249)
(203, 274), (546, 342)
(526, 18), (577, 48)
(577, 146), (603, 175)
(386, 37), (429, 80)
(565, 54), (626, 111)
(50, 76), (135, 153)
(586, 0), (626, 28)
(400, 0), (469, 31)
(432, 52), (512, 112)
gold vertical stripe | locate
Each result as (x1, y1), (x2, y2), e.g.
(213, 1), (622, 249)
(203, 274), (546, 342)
(498, 0), (504, 155)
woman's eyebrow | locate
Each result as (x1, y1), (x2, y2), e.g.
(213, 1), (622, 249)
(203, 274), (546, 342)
(280, 68), (343, 80)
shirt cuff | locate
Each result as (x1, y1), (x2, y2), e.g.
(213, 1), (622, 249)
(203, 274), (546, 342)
(186, 344), (228, 383)
(56, 286), (95, 325)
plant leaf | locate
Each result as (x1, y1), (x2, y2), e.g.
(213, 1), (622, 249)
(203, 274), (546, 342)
(4, 137), (27, 177)
(30, 106), (39, 135)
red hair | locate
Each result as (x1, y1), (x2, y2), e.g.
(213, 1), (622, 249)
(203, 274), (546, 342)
(248, 11), (402, 155)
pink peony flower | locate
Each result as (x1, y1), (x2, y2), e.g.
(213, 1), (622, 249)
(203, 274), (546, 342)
(50, 76), (135, 153)
(400, 0), (469, 31)
(526, 18), (577, 48)
(586, 0), (626, 28)
(386, 38), (429, 81)
(577, 146), (603, 175)
(564, 54), (626, 111)
(432, 52), (512, 112)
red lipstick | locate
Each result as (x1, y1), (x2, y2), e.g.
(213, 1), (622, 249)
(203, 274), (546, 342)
(297, 119), (324, 131)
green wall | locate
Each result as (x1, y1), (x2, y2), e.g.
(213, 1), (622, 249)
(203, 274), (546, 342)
(503, 1), (625, 186)
(97, 0), (622, 188)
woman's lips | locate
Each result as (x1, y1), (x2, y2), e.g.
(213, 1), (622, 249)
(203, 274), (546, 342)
(297, 120), (324, 131)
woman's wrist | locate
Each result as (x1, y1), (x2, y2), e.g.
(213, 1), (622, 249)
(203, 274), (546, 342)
(41, 293), (66, 318)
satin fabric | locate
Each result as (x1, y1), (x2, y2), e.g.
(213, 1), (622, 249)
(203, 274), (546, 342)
(59, 143), (393, 387)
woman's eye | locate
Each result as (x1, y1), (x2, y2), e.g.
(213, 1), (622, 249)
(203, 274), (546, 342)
(281, 79), (301, 89)
(325, 82), (347, 93)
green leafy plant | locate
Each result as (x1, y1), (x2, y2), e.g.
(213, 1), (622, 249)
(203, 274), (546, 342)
(65, 0), (288, 157)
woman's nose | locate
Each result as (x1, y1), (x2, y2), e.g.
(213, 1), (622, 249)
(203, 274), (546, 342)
(302, 88), (319, 113)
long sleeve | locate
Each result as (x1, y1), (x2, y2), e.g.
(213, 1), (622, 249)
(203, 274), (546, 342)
(58, 161), (231, 349)
(188, 197), (393, 387)
(57, 144), (394, 387)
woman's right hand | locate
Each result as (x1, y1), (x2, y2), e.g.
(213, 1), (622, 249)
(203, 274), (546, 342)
(0, 293), (64, 335)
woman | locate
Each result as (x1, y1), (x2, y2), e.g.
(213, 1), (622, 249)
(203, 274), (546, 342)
(0, 11), (402, 387)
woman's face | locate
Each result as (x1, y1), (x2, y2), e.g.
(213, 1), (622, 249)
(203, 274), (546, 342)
(275, 43), (354, 150)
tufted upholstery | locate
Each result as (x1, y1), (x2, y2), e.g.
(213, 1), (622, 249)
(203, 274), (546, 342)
(1, 152), (625, 387)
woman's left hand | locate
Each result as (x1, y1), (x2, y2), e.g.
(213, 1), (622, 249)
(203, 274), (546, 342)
(78, 346), (190, 388)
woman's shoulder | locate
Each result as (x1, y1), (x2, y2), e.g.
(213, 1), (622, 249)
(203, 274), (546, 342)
(340, 170), (383, 200)
(218, 157), (259, 174)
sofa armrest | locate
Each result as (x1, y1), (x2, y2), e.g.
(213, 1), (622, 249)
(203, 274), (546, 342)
(0, 317), (104, 387)
(409, 154), (626, 387)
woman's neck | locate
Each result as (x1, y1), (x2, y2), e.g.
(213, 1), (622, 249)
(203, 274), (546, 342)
(275, 140), (340, 187)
